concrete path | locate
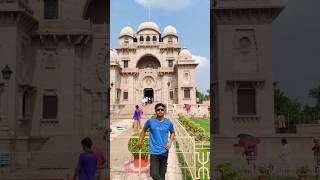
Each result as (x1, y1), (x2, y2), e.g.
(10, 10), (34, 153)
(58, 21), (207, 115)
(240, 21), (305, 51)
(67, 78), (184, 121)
(110, 117), (183, 180)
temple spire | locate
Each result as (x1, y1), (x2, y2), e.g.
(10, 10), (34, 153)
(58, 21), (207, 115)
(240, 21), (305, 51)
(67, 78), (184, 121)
(147, 1), (151, 21)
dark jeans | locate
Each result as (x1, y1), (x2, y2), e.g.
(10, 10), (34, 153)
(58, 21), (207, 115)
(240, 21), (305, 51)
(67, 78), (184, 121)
(150, 153), (168, 180)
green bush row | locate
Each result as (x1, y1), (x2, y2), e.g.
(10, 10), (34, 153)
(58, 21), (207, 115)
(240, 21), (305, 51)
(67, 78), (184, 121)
(178, 113), (210, 140)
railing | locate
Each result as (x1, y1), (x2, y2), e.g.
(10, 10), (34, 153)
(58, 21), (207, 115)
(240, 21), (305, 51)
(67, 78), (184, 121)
(171, 116), (197, 179)
(195, 141), (211, 179)
(275, 112), (320, 133)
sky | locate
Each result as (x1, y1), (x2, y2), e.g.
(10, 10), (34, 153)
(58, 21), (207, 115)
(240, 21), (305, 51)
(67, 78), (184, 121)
(110, 0), (210, 94)
(273, 0), (320, 106)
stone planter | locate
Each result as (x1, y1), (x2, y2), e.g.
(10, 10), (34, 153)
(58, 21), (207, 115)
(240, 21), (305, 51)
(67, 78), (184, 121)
(133, 156), (148, 168)
(200, 136), (206, 141)
(194, 131), (200, 136)
(258, 175), (266, 180)
(298, 174), (307, 180)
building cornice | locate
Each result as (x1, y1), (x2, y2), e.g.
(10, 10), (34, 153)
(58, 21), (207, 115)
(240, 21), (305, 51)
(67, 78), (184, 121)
(0, 9), (38, 33)
(213, 5), (284, 24)
(0, 0), (33, 15)
(31, 20), (101, 45)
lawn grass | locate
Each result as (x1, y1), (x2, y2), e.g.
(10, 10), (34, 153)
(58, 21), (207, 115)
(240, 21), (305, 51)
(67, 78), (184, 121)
(189, 117), (210, 134)
(248, 176), (318, 180)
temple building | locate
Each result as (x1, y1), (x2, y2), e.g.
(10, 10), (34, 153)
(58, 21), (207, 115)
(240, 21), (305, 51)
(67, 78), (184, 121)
(110, 21), (198, 113)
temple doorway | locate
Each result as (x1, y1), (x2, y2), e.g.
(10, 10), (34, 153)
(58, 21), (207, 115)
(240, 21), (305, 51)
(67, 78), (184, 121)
(144, 88), (154, 104)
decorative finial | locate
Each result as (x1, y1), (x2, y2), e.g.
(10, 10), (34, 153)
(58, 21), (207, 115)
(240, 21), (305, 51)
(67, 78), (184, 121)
(147, 0), (151, 21)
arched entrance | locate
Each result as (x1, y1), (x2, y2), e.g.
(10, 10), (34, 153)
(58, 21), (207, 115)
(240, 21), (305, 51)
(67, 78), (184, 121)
(144, 88), (154, 104)
(136, 55), (161, 69)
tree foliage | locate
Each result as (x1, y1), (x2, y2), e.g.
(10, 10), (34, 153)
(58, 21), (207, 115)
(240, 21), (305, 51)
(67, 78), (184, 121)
(274, 84), (320, 125)
(196, 88), (209, 103)
(309, 85), (320, 108)
(274, 87), (302, 115)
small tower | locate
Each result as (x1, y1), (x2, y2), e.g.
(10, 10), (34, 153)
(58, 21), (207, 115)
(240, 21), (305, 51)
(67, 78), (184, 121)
(212, 0), (284, 136)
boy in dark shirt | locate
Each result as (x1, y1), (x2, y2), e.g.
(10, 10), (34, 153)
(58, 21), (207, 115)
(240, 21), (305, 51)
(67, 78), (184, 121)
(73, 137), (97, 180)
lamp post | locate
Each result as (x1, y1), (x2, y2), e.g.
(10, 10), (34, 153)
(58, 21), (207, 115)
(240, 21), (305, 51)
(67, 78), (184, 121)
(110, 82), (114, 117)
(1, 64), (13, 171)
(167, 82), (170, 114)
(1, 65), (12, 128)
(110, 82), (114, 104)
(1, 65), (12, 81)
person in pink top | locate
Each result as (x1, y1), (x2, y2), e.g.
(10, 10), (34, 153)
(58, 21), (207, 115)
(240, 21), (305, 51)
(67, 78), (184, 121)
(91, 145), (105, 180)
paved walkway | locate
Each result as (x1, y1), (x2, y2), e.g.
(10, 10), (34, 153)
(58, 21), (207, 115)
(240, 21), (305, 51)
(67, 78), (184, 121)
(110, 117), (183, 180)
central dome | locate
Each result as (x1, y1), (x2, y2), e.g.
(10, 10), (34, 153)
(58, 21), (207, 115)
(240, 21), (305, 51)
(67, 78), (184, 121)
(138, 21), (160, 33)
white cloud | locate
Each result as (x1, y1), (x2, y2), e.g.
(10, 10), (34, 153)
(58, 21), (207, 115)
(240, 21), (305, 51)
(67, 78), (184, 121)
(135, 0), (191, 11)
(193, 55), (210, 93)
(193, 55), (210, 70)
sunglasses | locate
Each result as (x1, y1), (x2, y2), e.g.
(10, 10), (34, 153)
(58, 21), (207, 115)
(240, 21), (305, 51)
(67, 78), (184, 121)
(156, 108), (165, 112)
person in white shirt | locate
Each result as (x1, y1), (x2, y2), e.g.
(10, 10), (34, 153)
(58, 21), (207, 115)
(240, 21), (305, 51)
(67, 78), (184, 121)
(197, 105), (202, 117)
(280, 138), (291, 176)
(172, 104), (176, 116)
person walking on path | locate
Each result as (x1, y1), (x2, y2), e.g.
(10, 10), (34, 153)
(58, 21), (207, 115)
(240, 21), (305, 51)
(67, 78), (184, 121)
(172, 104), (176, 117)
(197, 105), (202, 117)
(72, 137), (97, 180)
(137, 103), (175, 180)
(312, 138), (320, 179)
(280, 138), (291, 176)
(132, 105), (142, 131)
(92, 145), (106, 180)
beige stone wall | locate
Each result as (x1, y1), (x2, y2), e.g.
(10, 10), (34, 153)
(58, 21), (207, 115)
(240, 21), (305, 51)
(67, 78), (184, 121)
(29, 0), (87, 20)
(214, 1), (283, 136)
(0, 1), (108, 170)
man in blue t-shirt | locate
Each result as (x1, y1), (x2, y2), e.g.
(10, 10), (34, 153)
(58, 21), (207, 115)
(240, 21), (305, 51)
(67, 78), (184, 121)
(138, 103), (175, 180)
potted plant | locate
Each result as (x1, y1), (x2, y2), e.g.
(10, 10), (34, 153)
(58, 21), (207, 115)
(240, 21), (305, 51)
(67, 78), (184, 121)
(193, 125), (202, 136)
(258, 164), (273, 180)
(128, 132), (149, 168)
(216, 163), (245, 180)
(188, 121), (196, 131)
(199, 131), (207, 141)
(296, 165), (310, 180)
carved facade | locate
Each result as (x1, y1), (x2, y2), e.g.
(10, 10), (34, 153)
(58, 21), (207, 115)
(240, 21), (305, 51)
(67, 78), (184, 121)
(110, 22), (198, 111)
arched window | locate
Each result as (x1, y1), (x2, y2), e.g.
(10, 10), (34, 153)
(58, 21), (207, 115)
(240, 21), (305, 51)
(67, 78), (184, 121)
(152, 36), (157, 41)
(146, 36), (150, 41)
(140, 36), (144, 42)
(239, 37), (251, 49)
(124, 38), (129, 45)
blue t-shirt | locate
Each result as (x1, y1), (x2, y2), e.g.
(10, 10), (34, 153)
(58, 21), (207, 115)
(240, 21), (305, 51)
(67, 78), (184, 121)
(79, 152), (97, 180)
(144, 118), (175, 155)
(133, 109), (141, 120)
